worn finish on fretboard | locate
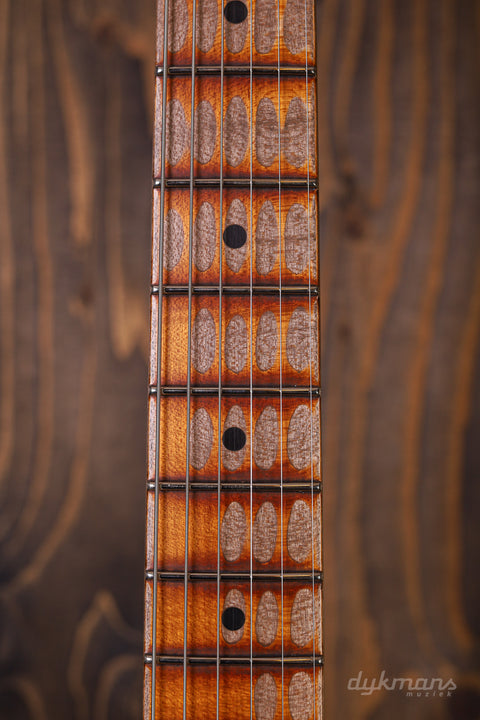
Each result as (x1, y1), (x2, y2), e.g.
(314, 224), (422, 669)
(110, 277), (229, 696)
(144, 664), (322, 720)
(150, 295), (319, 387)
(151, 188), (318, 287)
(146, 0), (321, 714)
(1, 1), (480, 719)
(145, 489), (321, 572)
(155, 0), (315, 67)
(153, 77), (316, 180)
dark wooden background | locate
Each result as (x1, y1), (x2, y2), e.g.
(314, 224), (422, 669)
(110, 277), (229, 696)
(0, 0), (479, 718)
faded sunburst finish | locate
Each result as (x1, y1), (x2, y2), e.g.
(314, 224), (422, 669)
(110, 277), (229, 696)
(145, 0), (322, 717)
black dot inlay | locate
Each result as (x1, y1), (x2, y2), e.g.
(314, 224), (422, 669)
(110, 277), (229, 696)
(223, 224), (247, 249)
(222, 427), (246, 452)
(222, 606), (245, 631)
(224, 0), (248, 24)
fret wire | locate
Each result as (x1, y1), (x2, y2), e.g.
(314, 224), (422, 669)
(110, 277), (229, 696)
(276, 1), (284, 716)
(151, 0), (170, 716)
(156, 285), (319, 296)
(304, 1), (317, 716)
(155, 65), (317, 77)
(157, 387), (321, 397)
(216, 3), (225, 719)
(183, 1), (197, 717)
(146, 655), (324, 667)
(147, 571), (324, 582)
(249, 1), (254, 719)
(155, 178), (318, 189)
(148, 481), (323, 492)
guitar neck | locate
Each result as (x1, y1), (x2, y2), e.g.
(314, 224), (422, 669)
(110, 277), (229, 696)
(145, 1), (322, 718)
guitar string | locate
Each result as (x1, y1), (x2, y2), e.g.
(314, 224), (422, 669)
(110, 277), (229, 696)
(151, 0), (170, 716)
(216, 1), (225, 718)
(183, 2), (198, 717)
(304, 0), (317, 716)
(276, 2), (284, 717)
(249, 2), (254, 719)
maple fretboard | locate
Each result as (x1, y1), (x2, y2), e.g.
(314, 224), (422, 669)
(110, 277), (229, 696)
(144, 0), (322, 718)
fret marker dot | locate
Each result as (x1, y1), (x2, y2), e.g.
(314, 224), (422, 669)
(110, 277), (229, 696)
(222, 606), (245, 631)
(223, 427), (246, 452)
(223, 224), (247, 249)
(224, 0), (248, 24)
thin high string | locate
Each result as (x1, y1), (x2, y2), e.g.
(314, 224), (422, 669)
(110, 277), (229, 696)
(183, 2), (197, 717)
(151, 0), (170, 716)
(249, 1), (254, 718)
(276, 3), (284, 717)
(216, 2), (225, 718)
(304, 0), (317, 715)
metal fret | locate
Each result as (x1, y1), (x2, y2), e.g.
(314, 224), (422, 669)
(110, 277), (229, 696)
(152, 285), (319, 296)
(153, 178), (318, 189)
(147, 481), (322, 493)
(155, 65), (316, 77)
(146, 571), (323, 582)
(145, 655), (324, 667)
(150, 386), (320, 397)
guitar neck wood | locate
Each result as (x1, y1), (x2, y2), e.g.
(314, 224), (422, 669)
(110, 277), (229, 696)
(145, 1), (322, 717)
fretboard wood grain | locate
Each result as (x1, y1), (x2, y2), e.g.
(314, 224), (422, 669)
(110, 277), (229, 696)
(146, 2), (322, 716)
